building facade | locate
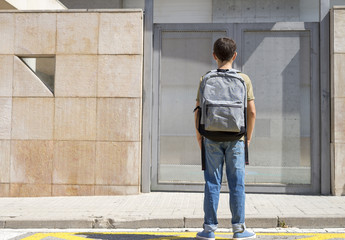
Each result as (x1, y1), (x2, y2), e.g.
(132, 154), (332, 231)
(0, 0), (344, 196)
(0, 9), (143, 197)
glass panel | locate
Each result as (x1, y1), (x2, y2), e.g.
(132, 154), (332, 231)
(242, 31), (311, 184)
(21, 57), (55, 93)
(153, 0), (319, 23)
(158, 31), (226, 184)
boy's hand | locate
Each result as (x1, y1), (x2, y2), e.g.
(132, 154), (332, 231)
(197, 135), (202, 149)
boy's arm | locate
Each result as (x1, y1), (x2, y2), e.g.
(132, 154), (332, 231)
(194, 101), (202, 149)
(247, 100), (256, 146)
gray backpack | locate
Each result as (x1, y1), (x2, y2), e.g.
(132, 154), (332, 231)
(196, 68), (247, 140)
(195, 69), (248, 168)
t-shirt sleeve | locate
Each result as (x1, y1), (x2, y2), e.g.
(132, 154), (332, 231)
(239, 73), (255, 101)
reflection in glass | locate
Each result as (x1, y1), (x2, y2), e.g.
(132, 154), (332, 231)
(158, 31), (226, 184)
(243, 31), (311, 184)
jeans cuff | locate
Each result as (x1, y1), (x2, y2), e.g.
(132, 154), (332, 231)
(203, 223), (218, 232)
(232, 223), (246, 233)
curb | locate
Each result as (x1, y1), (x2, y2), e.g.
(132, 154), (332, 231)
(277, 216), (345, 228)
(1, 216), (345, 229)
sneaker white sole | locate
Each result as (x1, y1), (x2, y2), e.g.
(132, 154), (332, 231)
(233, 233), (256, 240)
(196, 235), (215, 240)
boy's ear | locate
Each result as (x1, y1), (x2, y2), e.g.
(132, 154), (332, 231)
(232, 51), (237, 61)
(213, 52), (218, 61)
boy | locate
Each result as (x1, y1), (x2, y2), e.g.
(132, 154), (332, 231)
(195, 38), (256, 240)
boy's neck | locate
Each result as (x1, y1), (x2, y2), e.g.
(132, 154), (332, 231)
(217, 60), (233, 70)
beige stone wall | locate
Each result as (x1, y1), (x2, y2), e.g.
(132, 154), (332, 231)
(0, 10), (143, 197)
(331, 6), (345, 196)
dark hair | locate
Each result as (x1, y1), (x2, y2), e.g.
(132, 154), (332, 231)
(213, 38), (237, 62)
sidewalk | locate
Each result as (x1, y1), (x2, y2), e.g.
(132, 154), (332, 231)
(0, 192), (345, 229)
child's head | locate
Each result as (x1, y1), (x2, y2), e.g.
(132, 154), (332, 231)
(213, 38), (237, 62)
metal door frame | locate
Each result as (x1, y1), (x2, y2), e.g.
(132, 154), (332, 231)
(151, 22), (320, 194)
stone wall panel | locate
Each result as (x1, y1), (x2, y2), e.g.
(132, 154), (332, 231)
(99, 12), (143, 54)
(54, 98), (97, 140)
(0, 98), (12, 139)
(0, 184), (10, 197)
(98, 55), (142, 97)
(333, 97), (345, 143)
(0, 141), (10, 183)
(96, 98), (140, 141)
(53, 141), (96, 185)
(0, 14), (14, 54)
(10, 140), (53, 184)
(333, 54), (345, 98)
(12, 98), (54, 140)
(15, 13), (56, 54)
(334, 10), (345, 53)
(0, 55), (13, 96)
(57, 13), (99, 54)
(334, 143), (345, 195)
(55, 55), (98, 97)
(95, 142), (140, 185)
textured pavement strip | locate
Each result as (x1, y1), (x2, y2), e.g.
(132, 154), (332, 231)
(0, 193), (345, 228)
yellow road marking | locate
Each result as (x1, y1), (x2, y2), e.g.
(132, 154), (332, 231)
(21, 232), (95, 240)
(20, 231), (345, 240)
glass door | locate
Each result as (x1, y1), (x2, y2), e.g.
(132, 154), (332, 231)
(234, 23), (320, 194)
(152, 23), (320, 194)
(152, 24), (231, 191)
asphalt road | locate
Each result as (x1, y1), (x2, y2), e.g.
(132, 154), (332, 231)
(1, 229), (345, 240)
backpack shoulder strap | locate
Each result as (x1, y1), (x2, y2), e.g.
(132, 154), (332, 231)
(199, 69), (217, 98)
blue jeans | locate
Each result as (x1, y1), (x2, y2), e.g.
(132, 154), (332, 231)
(202, 138), (246, 233)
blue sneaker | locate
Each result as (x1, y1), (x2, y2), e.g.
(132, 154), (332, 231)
(232, 230), (256, 239)
(196, 230), (215, 240)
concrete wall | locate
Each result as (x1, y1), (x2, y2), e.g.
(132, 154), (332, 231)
(331, 6), (345, 196)
(0, 10), (143, 197)
(152, 0), (319, 23)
